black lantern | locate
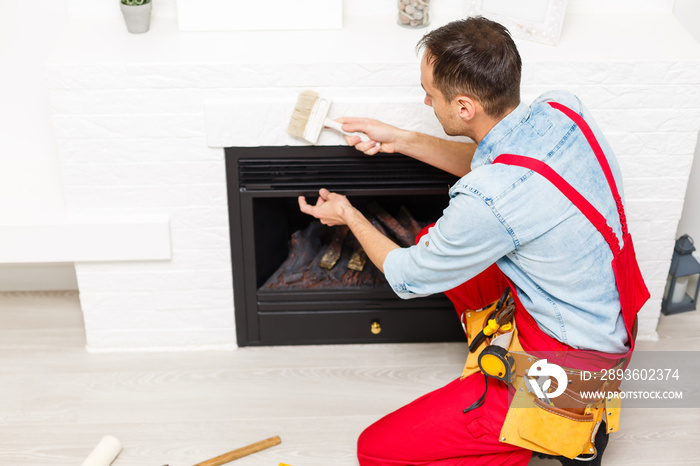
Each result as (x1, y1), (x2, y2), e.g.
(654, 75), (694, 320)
(662, 234), (700, 315)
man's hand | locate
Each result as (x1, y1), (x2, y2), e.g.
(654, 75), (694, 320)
(298, 188), (400, 273)
(336, 117), (475, 177)
(336, 117), (406, 156)
(298, 188), (353, 226)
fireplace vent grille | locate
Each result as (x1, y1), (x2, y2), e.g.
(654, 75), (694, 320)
(238, 156), (457, 191)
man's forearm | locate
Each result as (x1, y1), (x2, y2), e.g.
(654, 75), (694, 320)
(395, 131), (476, 177)
(343, 206), (400, 274)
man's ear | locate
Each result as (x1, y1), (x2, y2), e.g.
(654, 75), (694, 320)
(455, 95), (477, 122)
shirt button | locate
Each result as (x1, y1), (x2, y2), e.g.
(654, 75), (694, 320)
(424, 240), (429, 247)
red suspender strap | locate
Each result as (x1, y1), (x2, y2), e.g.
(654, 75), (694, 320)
(492, 154), (621, 255)
(547, 101), (628, 236)
(493, 102), (649, 358)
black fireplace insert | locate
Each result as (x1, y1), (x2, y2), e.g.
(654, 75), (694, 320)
(225, 145), (466, 346)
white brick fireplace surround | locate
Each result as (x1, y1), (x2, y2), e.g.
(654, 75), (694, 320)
(46, 3), (700, 351)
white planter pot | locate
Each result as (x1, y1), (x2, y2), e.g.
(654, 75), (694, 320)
(120, 2), (152, 34)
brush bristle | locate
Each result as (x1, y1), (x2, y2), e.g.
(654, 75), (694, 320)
(288, 90), (319, 138)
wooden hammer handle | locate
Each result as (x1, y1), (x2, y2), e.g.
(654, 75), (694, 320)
(193, 436), (281, 466)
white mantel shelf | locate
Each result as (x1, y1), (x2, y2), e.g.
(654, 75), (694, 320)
(46, 9), (700, 351)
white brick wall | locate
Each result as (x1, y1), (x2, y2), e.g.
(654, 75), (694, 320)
(46, 11), (700, 350)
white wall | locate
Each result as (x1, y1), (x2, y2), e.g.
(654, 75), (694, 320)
(0, 1), (182, 292)
(2, 0), (699, 295)
(674, 0), (700, 247)
(0, 0), (78, 290)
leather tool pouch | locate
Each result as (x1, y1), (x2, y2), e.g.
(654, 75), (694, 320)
(499, 375), (604, 459)
(460, 298), (618, 460)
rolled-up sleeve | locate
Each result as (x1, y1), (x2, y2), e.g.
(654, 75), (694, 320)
(383, 187), (516, 299)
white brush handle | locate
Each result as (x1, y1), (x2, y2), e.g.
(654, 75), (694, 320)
(324, 118), (371, 143)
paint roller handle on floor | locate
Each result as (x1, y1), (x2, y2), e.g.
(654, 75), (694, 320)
(81, 435), (123, 466)
(192, 435), (282, 466)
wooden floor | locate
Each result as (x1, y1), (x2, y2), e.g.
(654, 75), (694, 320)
(0, 291), (698, 465)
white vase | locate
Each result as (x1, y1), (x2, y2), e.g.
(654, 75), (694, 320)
(120, 2), (152, 34)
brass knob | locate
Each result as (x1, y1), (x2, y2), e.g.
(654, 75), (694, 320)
(370, 321), (382, 335)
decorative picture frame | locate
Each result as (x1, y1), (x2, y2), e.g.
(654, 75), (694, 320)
(465, 0), (569, 46)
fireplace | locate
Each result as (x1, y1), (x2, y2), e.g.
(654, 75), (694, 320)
(226, 145), (466, 346)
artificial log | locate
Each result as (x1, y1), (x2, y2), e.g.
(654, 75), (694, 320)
(344, 231), (368, 272)
(301, 238), (380, 289)
(369, 216), (388, 237)
(260, 220), (386, 291)
(348, 246), (367, 272)
(367, 201), (416, 247)
(267, 222), (324, 286)
(320, 225), (349, 269)
(397, 205), (422, 238)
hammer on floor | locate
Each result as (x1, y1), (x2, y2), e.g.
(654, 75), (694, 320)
(189, 436), (282, 466)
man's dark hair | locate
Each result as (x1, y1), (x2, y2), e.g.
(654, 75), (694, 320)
(417, 16), (522, 118)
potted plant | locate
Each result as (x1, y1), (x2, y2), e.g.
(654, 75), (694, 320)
(120, 0), (152, 34)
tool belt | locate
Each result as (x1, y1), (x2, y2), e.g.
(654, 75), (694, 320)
(460, 291), (624, 461)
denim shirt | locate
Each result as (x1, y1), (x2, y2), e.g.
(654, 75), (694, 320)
(383, 90), (629, 353)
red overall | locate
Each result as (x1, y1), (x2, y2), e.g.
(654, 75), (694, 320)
(357, 103), (650, 466)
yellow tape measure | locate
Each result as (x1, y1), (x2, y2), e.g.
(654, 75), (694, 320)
(477, 345), (515, 384)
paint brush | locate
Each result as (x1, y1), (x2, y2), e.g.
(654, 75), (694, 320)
(287, 90), (371, 145)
